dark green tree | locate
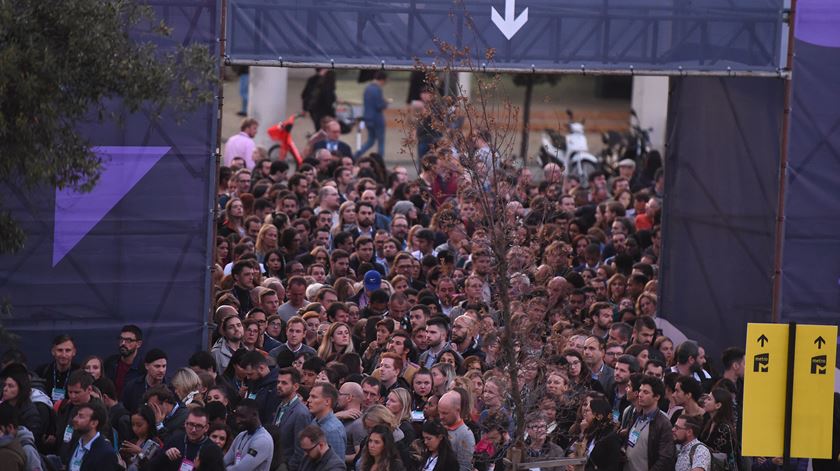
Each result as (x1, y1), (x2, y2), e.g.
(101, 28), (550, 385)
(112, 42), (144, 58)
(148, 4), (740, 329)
(512, 74), (561, 161)
(0, 0), (216, 344)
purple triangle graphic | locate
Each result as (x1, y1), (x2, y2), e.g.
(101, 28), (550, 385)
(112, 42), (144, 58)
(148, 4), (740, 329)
(53, 146), (170, 266)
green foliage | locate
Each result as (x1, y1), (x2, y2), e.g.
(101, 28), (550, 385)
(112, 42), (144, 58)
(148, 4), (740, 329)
(0, 0), (216, 253)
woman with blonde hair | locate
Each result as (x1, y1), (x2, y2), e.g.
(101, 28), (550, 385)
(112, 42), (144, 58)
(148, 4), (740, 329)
(606, 273), (627, 303)
(309, 246), (331, 270)
(170, 367), (203, 407)
(385, 388), (416, 444)
(389, 274), (409, 294)
(317, 322), (355, 360)
(254, 224), (278, 263)
(430, 363), (455, 396)
(332, 201), (358, 236)
(636, 292), (657, 317)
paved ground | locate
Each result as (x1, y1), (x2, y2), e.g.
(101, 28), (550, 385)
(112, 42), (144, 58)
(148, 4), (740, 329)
(220, 69), (632, 175)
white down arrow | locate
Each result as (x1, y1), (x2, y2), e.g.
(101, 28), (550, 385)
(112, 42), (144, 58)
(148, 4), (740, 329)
(491, 0), (528, 40)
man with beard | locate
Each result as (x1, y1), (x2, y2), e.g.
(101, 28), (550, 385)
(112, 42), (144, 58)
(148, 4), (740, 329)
(435, 277), (457, 318)
(673, 415), (711, 471)
(62, 403), (117, 470)
(104, 325), (145, 398)
(450, 316), (484, 362)
(418, 316), (463, 369)
(211, 312), (245, 373)
(272, 367), (310, 471)
(49, 371), (106, 457)
(590, 302), (614, 340)
(389, 215), (410, 249)
(351, 202), (377, 240)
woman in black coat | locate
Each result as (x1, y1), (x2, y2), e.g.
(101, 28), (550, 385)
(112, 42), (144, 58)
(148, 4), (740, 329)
(577, 396), (622, 471)
(0, 367), (43, 441)
(418, 420), (459, 471)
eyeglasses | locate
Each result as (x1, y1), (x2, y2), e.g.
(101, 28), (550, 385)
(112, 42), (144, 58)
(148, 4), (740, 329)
(528, 424), (547, 431)
(118, 337), (138, 344)
(301, 442), (319, 453)
(185, 422), (207, 430)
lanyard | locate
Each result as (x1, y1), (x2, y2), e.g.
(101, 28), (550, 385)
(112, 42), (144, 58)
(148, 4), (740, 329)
(54, 364), (69, 390)
(237, 430), (257, 457)
(274, 396), (299, 425)
(632, 413), (655, 433)
(183, 436), (206, 460)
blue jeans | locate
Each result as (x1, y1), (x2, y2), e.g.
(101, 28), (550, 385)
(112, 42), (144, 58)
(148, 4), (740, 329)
(355, 120), (385, 158)
(239, 73), (249, 113)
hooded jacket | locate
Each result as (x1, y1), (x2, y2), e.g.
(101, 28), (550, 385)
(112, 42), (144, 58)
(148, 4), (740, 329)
(0, 433), (26, 471)
(16, 427), (45, 471)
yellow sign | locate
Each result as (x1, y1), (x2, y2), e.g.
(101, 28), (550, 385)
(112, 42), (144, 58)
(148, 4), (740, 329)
(790, 324), (837, 458)
(742, 323), (789, 457)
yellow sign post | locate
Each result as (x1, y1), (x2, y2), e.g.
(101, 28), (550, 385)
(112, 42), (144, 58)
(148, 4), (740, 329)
(742, 323), (790, 457)
(790, 324), (837, 458)
(742, 322), (837, 460)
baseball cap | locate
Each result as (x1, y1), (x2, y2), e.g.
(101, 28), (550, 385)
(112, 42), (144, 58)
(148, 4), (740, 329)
(618, 158), (636, 168)
(364, 270), (382, 292)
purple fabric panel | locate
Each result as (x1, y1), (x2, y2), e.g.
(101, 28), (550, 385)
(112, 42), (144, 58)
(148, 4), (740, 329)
(660, 77), (784, 357)
(0, 1), (219, 368)
(795, 0), (840, 48)
(780, 37), (840, 330)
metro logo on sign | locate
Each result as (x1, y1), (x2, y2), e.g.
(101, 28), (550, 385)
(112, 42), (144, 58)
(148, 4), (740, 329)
(810, 355), (826, 374)
(790, 324), (837, 458)
(753, 353), (770, 372)
(742, 323), (788, 457)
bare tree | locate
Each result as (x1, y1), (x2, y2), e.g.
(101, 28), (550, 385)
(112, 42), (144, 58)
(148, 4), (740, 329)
(398, 38), (568, 465)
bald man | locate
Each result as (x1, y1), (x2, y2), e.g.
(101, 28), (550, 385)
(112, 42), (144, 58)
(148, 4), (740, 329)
(543, 162), (564, 184)
(451, 316), (484, 362)
(336, 382), (366, 458)
(439, 391), (475, 471)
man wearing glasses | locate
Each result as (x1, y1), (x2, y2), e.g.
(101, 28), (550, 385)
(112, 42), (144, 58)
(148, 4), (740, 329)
(151, 408), (223, 471)
(104, 325), (144, 398)
(298, 424), (345, 471)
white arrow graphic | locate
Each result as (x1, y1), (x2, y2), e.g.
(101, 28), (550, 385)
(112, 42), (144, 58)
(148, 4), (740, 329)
(491, 0), (528, 40)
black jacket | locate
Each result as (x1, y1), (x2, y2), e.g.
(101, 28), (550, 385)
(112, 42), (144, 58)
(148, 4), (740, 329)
(158, 403), (189, 443)
(103, 354), (145, 395)
(246, 369), (280, 425)
(149, 431), (221, 471)
(62, 434), (119, 471)
(585, 430), (622, 471)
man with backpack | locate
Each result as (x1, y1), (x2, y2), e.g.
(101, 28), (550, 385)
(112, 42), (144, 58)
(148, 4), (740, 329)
(674, 415), (712, 471)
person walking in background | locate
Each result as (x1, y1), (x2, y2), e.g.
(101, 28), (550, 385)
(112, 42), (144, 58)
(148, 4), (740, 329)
(302, 69), (337, 131)
(355, 71), (390, 159)
(235, 65), (249, 117)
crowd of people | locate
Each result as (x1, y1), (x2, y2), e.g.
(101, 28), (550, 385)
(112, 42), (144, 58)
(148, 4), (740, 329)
(3, 92), (839, 471)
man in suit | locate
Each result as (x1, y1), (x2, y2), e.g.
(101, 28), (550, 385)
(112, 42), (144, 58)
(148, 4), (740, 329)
(311, 120), (352, 159)
(63, 402), (118, 471)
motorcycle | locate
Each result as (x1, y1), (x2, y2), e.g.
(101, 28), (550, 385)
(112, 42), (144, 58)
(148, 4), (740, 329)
(538, 109), (601, 188)
(600, 109), (653, 175)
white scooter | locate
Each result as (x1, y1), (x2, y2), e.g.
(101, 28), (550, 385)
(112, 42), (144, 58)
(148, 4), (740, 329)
(538, 109), (601, 188)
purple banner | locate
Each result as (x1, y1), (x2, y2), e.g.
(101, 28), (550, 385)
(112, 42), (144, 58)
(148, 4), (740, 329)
(0, 1), (219, 368)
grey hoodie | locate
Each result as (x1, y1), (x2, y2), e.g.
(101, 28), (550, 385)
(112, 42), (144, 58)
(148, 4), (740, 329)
(16, 427), (44, 471)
